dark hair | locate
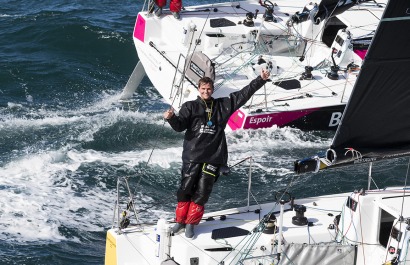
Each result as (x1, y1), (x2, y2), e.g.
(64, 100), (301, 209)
(198, 77), (214, 90)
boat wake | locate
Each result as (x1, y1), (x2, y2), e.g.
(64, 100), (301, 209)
(0, 89), (333, 242)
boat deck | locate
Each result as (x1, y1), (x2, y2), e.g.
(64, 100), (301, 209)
(106, 187), (410, 264)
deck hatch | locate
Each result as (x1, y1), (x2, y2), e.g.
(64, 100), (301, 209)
(210, 18), (236, 28)
(211, 226), (249, 239)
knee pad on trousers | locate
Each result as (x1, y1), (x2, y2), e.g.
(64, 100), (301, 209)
(185, 202), (204, 225)
(175, 201), (190, 223)
(170, 0), (182, 12)
(155, 0), (166, 8)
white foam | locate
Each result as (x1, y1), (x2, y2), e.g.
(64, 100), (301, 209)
(7, 102), (24, 109)
(0, 142), (183, 242)
(0, 90), (333, 242)
(226, 127), (331, 176)
(67, 147), (182, 169)
(0, 91), (172, 241)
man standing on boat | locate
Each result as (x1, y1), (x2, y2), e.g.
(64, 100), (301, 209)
(163, 69), (270, 238)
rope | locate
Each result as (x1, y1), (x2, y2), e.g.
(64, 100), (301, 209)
(221, 173), (302, 264)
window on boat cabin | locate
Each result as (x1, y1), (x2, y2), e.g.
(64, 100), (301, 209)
(322, 17), (347, 48)
(379, 209), (395, 248)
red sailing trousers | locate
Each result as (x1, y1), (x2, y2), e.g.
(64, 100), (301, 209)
(174, 163), (219, 225)
(175, 201), (204, 225)
(155, 0), (182, 12)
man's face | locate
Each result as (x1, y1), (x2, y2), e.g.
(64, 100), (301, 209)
(198, 83), (213, 100)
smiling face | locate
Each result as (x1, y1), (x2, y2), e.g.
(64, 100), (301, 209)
(198, 82), (214, 100)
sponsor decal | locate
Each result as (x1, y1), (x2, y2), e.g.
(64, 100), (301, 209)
(244, 113), (277, 129)
(249, 116), (273, 125)
(329, 112), (342, 127)
(243, 108), (322, 129)
(353, 157), (377, 164)
(199, 124), (216, 134)
(190, 61), (205, 78)
(206, 164), (217, 171)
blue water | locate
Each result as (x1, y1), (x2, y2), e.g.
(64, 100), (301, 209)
(1, 1), (408, 264)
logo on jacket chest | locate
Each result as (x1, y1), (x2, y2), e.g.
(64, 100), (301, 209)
(199, 124), (216, 135)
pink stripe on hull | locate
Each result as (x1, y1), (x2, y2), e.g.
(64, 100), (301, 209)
(354, 49), (367, 60)
(134, 14), (145, 43)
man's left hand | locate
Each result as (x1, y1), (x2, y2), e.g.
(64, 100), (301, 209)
(261, 68), (270, 80)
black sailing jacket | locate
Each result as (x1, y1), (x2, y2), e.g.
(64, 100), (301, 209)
(167, 76), (267, 165)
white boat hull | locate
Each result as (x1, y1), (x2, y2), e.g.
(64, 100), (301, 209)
(105, 187), (410, 265)
(128, 0), (386, 131)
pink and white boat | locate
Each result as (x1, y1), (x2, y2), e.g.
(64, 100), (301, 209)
(122, 0), (385, 131)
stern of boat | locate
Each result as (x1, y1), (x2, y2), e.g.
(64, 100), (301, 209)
(105, 229), (117, 265)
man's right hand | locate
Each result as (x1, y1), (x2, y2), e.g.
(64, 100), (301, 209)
(163, 108), (174, 120)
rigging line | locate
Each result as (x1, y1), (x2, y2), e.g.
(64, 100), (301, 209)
(214, 21), (299, 90)
(400, 157), (410, 219)
(169, 5), (212, 99)
(133, 168), (176, 204)
(123, 233), (155, 265)
(171, 5), (215, 102)
(214, 54), (260, 93)
(226, 1), (241, 17)
(148, 41), (197, 88)
(249, 190), (261, 207)
(142, 0), (149, 12)
(403, 239), (410, 264)
(143, 0), (156, 14)
(180, 236), (222, 263)
(341, 69), (351, 103)
(144, 118), (168, 166)
(236, 231), (266, 264)
(234, 173), (302, 262)
(280, 251), (297, 265)
(262, 19), (293, 36)
(343, 193), (359, 238)
(211, 44), (253, 73)
(358, 193), (366, 265)
(221, 225), (267, 265)
(175, 19), (198, 106)
(256, 38), (312, 95)
(214, 15), (291, 92)
(297, 0), (347, 62)
(214, 191), (281, 263)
